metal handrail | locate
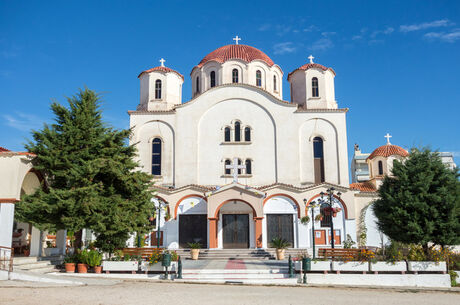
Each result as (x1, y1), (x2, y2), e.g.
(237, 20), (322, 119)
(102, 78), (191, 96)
(0, 246), (14, 274)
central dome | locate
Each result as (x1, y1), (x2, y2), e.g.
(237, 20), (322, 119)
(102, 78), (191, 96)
(197, 44), (275, 68)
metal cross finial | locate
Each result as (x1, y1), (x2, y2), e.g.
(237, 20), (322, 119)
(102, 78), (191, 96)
(159, 58), (166, 67)
(308, 55), (314, 64)
(384, 133), (392, 144)
(225, 157), (246, 183)
(233, 35), (241, 45)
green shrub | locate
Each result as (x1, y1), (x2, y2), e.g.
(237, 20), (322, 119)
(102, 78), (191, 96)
(271, 237), (289, 249)
(187, 242), (201, 249)
(86, 250), (102, 267)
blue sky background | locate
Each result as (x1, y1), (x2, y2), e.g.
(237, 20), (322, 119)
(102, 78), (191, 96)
(1, 0), (459, 167)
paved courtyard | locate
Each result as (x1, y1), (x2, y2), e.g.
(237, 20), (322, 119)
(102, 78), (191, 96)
(0, 281), (458, 305)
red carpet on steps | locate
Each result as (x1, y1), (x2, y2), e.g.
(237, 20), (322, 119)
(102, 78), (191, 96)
(224, 259), (246, 269)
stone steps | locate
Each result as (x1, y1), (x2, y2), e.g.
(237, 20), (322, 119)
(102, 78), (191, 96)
(13, 256), (62, 274)
(174, 248), (305, 260)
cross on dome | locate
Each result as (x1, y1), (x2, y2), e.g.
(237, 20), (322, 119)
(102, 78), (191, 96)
(225, 157), (246, 183)
(233, 35), (241, 45)
(159, 58), (166, 67)
(384, 133), (392, 144)
(308, 55), (314, 63)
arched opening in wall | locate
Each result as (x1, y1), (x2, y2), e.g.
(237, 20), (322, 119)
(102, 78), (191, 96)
(155, 79), (162, 99)
(224, 159), (231, 175)
(320, 202), (332, 228)
(312, 77), (319, 97)
(237, 158), (243, 175)
(273, 75), (277, 91)
(256, 70), (262, 87)
(224, 127), (231, 142)
(234, 121), (241, 142)
(244, 127), (251, 142)
(245, 159), (252, 175)
(378, 160), (383, 175)
(313, 137), (325, 183)
(176, 196), (208, 248)
(196, 76), (200, 94)
(210, 71), (216, 88)
(152, 138), (162, 176)
(232, 69), (239, 83)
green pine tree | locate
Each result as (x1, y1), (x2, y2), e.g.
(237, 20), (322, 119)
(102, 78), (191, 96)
(373, 147), (460, 254)
(15, 88), (155, 253)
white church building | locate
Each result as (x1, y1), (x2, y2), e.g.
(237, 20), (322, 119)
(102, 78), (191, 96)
(129, 38), (386, 250)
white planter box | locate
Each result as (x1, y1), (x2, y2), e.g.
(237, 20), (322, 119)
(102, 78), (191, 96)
(294, 260), (331, 272)
(332, 261), (369, 272)
(102, 261), (139, 272)
(369, 261), (406, 272)
(408, 261), (446, 273)
(44, 248), (60, 256)
(140, 261), (178, 272)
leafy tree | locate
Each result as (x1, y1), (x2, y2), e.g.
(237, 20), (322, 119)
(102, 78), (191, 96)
(15, 88), (155, 253)
(374, 147), (460, 256)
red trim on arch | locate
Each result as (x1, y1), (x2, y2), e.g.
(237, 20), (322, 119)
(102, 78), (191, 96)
(305, 193), (349, 219)
(154, 195), (170, 217)
(174, 194), (207, 219)
(214, 199), (258, 219)
(263, 193), (301, 218)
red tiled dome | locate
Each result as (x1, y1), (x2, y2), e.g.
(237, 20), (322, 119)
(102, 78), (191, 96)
(138, 66), (184, 80)
(288, 63), (336, 81)
(197, 45), (275, 68)
(367, 144), (409, 160)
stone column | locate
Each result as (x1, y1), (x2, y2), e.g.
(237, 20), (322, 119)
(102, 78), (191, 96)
(55, 229), (67, 255)
(254, 217), (264, 249)
(208, 218), (218, 249)
(0, 201), (16, 250)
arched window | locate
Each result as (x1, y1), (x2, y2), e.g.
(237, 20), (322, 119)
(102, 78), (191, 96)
(210, 71), (216, 88)
(320, 203), (332, 227)
(224, 127), (231, 142)
(378, 161), (384, 175)
(245, 159), (252, 175)
(244, 127), (251, 142)
(224, 159), (231, 175)
(312, 77), (319, 97)
(234, 121), (241, 142)
(273, 75), (277, 91)
(152, 138), (162, 176)
(196, 76), (200, 94)
(155, 79), (162, 99)
(237, 158), (243, 175)
(232, 69), (239, 83)
(256, 70), (262, 87)
(313, 137), (325, 183)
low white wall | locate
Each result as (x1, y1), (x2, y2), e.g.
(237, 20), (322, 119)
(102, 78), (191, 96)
(305, 273), (451, 288)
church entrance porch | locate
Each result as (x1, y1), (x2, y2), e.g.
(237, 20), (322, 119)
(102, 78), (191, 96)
(222, 214), (249, 249)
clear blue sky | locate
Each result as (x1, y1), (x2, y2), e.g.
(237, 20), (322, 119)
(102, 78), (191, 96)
(1, 0), (459, 166)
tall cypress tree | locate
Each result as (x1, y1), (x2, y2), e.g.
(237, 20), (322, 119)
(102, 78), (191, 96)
(15, 88), (154, 252)
(373, 148), (460, 254)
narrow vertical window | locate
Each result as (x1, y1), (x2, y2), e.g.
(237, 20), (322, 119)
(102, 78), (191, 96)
(196, 76), (200, 94)
(155, 80), (162, 99)
(225, 159), (231, 175)
(224, 127), (231, 142)
(273, 75), (277, 91)
(244, 127), (251, 142)
(232, 69), (239, 83)
(234, 121), (241, 142)
(312, 77), (319, 97)
(245, 159), (252, 175)
(378, 161), (384, 175)
(152, 138), (162, 175)
(210, 71), (216, 88)
(237, 159), (243, 175)
(313, 137), (325, 183)
(256, 70), (262, 87)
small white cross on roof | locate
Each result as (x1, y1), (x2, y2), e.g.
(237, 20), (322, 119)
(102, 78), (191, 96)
(233, 35), (241, 45)
(384, 133), (392, 144)
(308, 55), (314, 64)
(159, 58), (166, 67)
(225, 157), (246, 183)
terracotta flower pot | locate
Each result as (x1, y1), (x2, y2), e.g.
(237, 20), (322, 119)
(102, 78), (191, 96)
(77, 263), (88, 273)
(190, 249), (200, 260)
(65, 263), (76, 273)
(94, 266), (102, 274)
(276, 249), (285, 260)
(23, 250), (30, 257)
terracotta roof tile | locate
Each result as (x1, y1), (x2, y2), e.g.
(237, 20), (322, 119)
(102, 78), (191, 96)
(350, 182), (377, 192)
(138, 66), (184, 80)
(196, 44), (275, 68)
(288, 63), (336, 81)
(367, 144), (409, 160)
(0, 146), (11, 152)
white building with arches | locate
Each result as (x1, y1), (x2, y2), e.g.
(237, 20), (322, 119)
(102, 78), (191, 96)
(129, 41), (374, 251)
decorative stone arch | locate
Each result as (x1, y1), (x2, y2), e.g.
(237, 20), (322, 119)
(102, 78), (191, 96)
(305, 192), (349, 219)
(213, 198), (258, 219)
(263, 194), (301, 218)
(173, 194), (207, 219)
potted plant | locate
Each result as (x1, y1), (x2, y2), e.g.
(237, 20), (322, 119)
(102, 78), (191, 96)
(63, 253), (76, 273)
(187, 242), (201, 260)
(77, 249), (89, 273)
(315, 214), (323, 222)
(300, 215), (310, 225)
(87, 250), (102, 273)
(271, 237), (289, 260)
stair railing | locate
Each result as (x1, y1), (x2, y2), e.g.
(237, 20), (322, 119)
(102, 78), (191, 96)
(0, 246), (14, 277)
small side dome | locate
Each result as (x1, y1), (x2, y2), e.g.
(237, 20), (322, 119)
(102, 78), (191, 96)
(367, 144), (409, 160)
(138, 66), (184, 80)
(287, 63), (335, 81)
